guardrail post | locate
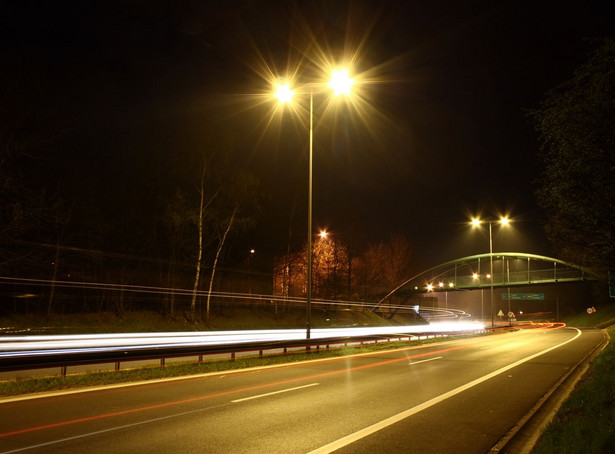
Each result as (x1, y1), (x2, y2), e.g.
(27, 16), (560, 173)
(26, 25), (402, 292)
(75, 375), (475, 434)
(283, 347), (288, 354)
(115, 361), (120, 371)
(231, 352), (236, 361)
(160, 358), (165, 367)
(198, 354), (203, 363)
(259, 350), (263, 358)
(60, 365), (67, 377)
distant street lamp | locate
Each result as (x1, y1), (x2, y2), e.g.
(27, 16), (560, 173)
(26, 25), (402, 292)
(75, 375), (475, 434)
(471, 216), (510, 327)
(275, 70), (354, 339)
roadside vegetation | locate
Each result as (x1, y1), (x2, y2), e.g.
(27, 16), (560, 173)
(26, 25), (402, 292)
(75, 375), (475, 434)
(559, 303), (615, 330)
(533, 304), (615, 453)
(0, 305), (412, 335)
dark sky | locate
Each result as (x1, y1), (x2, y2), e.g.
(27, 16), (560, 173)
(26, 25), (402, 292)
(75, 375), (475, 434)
(3, 0), (614, 271)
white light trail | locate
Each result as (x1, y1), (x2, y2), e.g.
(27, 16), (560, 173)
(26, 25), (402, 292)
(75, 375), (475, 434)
(0, 323), (485, 359)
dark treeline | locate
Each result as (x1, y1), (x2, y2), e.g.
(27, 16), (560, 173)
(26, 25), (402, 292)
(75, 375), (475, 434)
(0, 97), (266, 319)
(0, 8), (262, 319)
(0, 69), (415, 319)
(0, 3), (426, 321)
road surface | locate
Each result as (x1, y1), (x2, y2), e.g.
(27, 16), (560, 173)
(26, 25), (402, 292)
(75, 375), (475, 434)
(0, 325), (605, 453)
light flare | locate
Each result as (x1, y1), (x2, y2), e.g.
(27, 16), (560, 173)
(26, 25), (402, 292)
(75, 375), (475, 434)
(224, 9), (413, 160)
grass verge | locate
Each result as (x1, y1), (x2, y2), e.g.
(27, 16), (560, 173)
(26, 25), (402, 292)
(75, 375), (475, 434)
(533, 308), (615, 453)
(0, 332), (491, 398)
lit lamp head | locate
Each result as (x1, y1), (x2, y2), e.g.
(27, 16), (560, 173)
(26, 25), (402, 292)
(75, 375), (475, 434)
(275, 83), (294, 104)
(471, 216), (511, 227)
(329, 69), (354, 96)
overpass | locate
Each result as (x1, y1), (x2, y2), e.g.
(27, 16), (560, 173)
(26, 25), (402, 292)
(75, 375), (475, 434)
(374, 252), (599, 310)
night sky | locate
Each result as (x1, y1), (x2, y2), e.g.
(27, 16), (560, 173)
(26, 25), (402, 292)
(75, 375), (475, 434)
(3, 1), (614, 272)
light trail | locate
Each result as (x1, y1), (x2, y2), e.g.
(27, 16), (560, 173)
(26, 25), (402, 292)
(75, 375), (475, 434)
(0, 323), (486, 358)
(0, 276), (467, 317)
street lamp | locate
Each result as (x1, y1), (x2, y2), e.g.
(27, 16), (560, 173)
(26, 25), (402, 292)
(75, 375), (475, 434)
(275, 69), (354, 339)
(471, 216), (510, 327)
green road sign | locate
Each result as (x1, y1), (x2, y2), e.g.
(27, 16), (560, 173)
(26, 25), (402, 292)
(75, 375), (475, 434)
(502, 293), (544, 301)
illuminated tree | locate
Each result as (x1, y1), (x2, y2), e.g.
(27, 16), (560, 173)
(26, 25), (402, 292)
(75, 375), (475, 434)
(272, 234), (350, 300)
(352, 234), (415, 299)
(313, 234), (349, 299)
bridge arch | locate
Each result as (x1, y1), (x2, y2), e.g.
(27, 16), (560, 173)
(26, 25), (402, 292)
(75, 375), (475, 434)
(375, 252), (598, 310)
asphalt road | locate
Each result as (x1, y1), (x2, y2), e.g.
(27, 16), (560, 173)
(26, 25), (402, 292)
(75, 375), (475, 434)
(0, 325), (605, 454)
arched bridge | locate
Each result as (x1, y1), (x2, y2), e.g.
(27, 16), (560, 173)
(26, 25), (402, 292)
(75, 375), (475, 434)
(375, 252), (598, 309)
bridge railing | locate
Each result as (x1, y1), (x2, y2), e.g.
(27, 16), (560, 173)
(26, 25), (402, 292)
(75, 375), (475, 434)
(425, 268), (589, 290)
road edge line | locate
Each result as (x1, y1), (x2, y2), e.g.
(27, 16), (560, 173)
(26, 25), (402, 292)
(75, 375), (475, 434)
(307, 328), (582, 454)
(489, 327), (610, 453)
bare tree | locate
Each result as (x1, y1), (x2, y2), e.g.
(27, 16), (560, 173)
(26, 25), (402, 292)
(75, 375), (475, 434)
(46, 205), (71, 316)
(204, 207), (237, 320)
(0, 86), (64, 272)
(189, 164), (220, 323)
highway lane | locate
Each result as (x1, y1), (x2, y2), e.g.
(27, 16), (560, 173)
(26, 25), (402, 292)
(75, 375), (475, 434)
(0, 325), (605, 453)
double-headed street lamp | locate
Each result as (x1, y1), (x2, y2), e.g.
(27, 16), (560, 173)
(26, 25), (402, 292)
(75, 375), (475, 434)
(275, 69), (354, 339)
(471, 216), (510, 327)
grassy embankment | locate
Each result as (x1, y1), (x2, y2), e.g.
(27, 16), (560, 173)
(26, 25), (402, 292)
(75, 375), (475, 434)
(533, 303), (615, 453)
(0, 304), (403, 335)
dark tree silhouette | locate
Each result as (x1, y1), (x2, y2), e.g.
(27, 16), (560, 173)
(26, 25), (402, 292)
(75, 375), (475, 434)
(530, 39), (615, 272)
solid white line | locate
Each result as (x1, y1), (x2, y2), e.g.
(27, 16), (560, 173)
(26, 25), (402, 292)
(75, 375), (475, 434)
(231, 383), (319, 403)
(307, 328), (582, 454)
(408, 357), (442, 365)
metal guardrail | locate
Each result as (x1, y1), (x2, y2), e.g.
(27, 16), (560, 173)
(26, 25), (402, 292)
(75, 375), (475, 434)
(0, 328), (499, 376)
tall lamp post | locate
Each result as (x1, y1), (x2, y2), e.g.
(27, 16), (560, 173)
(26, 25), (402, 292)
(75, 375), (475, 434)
(471, 216), (510, 327)
(275, 70), (354, 339)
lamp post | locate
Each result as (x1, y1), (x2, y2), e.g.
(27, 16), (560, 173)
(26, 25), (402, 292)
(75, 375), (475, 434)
(471, 216), (510, 327)
(275, 70), (354, 339)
